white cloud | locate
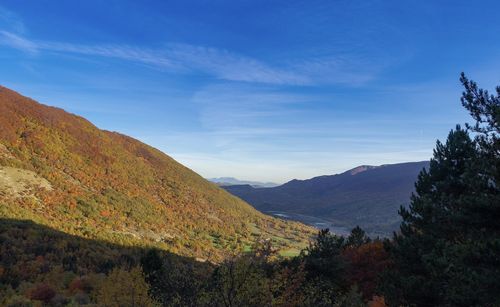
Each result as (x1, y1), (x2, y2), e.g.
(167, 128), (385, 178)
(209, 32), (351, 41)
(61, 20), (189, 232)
(0, 29), (390, 86)
(0, 31), (311, 85)
(166, 43), (310, 85)
(0, 31), (37, 53)
(192, 84), (311, 130)
(291, 55), (381, 85)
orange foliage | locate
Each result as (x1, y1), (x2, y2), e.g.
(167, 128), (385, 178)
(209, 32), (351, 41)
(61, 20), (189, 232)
(68, 278), (84, 293)
(368, 295), (387, 307)
(342, 241), (391, 300)
(68, 277), (93, 294)
(28, 283), (56, 304)
(100, 210), (111, 217)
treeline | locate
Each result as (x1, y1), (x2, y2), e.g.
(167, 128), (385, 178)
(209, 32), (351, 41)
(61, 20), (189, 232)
(0, 218), (386, 306)
(141, 226), (388, 306)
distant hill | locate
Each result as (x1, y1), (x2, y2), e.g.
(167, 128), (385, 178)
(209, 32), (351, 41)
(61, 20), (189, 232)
(223, 161), (429, 236)
(0, 86), (313, 261)
(208, 177), (279, 188)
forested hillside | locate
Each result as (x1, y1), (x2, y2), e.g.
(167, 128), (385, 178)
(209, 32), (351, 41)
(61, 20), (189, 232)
(0, 86), (314, 262)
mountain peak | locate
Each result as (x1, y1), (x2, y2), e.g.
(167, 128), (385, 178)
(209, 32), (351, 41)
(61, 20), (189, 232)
(346, 165), (378, 175)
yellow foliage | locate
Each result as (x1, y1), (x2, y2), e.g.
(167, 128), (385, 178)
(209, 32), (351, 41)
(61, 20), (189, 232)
(95, 266), (156, 307)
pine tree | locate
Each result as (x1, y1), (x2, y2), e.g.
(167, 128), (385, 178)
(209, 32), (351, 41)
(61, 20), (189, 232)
(460, 72), (500, 230)
(303, 229), (346, 282)
(382, 75), (500, 306)
(346, 226), (371, 248)
(300, 229), (348, 305)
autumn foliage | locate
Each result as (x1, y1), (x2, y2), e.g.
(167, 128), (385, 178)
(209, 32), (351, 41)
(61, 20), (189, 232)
(28, 283), (56, 304)
(342, 241), (391, 300)
(0, 85), (314, 262)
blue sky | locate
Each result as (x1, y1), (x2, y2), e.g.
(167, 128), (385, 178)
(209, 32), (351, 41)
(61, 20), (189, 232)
(1, 1), (499, 183)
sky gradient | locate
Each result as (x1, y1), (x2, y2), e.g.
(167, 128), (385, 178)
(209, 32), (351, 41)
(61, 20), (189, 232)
(1, 1), (499, 183)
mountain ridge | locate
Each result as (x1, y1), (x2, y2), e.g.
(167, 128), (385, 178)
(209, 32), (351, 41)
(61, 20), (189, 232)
(208, 177), (279, 188)
(223, 161), (429, 236)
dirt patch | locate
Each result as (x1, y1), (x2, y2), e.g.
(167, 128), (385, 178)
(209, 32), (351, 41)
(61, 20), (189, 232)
(0, 166), (52, 198)
(0, 143), (15, 159)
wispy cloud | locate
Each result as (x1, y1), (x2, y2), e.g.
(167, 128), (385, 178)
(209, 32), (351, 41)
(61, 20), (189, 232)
(0, 6), (25, 34)
(0, 31), (38, 53)
(0, 29), (388, 86)
(291, 55), (383, 86)
(166, 43), (310, 85)
(0, 31), (311, 85)
(0, 31), (179, 69)
(189, 82), (456, 135)
(185, 83), (441, 167)
(192, 83), (311, 129)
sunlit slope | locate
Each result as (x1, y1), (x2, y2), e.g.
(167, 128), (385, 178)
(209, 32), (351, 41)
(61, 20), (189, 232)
(0, 86), (313, 260)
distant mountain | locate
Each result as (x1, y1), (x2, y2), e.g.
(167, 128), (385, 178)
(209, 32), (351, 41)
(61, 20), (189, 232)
(223, 161), (429, 236)
(0, 86), (313, 261)
(209, 177), (279, 188)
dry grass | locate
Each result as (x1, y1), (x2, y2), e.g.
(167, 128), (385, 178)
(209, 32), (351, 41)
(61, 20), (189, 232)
(0, 166), (52, 198)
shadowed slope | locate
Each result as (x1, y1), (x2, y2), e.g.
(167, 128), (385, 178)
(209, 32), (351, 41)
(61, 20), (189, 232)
(0, 218), (212, 305)
(224, 161), (429, 236)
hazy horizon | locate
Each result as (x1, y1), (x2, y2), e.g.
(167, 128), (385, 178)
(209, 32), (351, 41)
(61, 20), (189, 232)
(1, 1), (499, 182)
(207, 160), (431, 185)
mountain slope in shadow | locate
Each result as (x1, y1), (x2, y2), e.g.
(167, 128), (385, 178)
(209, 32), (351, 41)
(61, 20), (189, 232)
(0, 218), (212, 305)
(224, 161), (429, 236)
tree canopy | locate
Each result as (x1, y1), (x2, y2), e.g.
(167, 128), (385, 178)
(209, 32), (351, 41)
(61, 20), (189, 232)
(382, 75), (500, 306)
